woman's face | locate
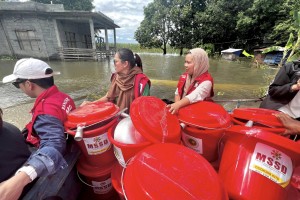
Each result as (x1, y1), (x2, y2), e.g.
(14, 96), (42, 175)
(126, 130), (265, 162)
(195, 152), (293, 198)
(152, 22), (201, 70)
(114, 53), (128, 74)
(184, 54), (194, 76)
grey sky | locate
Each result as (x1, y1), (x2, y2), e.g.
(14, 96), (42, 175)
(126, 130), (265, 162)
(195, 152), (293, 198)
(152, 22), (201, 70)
(93, 0), (153, 43)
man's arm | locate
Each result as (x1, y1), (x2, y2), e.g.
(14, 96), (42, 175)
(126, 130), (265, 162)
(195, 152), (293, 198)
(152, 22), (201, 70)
(26, 115), (67, 177)
(0, 172), (31, 200)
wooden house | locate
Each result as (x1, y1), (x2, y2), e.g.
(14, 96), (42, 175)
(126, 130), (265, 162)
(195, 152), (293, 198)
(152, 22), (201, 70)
(0, 2), (119, 60)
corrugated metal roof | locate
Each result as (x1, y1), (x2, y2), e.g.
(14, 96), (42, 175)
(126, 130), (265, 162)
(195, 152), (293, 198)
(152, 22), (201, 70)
(221, 48), (243, 53)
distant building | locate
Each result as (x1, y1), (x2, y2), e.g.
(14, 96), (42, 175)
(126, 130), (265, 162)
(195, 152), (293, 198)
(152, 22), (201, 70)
(0, 2), (119, 60)
(221, 48), (243, 61)
(254, 47), (284, 66)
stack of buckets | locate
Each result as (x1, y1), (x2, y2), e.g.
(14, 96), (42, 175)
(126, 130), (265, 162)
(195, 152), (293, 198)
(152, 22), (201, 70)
(108, 96), (183, 199)
(219, 107), (300, 200)
(65, 98), (300, 200)
(64, 101), (120, 199)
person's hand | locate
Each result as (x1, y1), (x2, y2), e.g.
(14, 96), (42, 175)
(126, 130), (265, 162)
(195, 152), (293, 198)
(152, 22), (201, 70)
(80, 100), (91, 107)
(291, 79), (300, 92)
(166, 102), (180, 115)
(0, 172), (31, 200)
(275, 112), (300, 136)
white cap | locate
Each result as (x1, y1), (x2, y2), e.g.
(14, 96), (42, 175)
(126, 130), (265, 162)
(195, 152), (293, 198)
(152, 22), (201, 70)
(2, 58), (60, 83)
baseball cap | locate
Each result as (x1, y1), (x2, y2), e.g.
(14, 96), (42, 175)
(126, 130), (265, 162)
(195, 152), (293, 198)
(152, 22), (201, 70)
(2, 58), (60, 83)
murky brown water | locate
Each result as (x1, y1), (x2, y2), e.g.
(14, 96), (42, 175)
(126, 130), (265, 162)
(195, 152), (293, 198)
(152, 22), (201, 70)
(0, 53), (277, 129)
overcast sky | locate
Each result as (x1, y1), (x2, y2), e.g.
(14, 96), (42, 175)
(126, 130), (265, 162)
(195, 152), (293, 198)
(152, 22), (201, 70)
(93, 0), (153, 43)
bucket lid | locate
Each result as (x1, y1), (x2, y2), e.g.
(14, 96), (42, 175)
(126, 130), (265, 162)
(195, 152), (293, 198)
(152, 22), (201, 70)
(123, 143), (228, 200)
(65, 101), (119, 129)
(178, 101), (232, 129)
(232, 108), (283, 128)
(225, 126), (300, 158)
(130, 96), (181, 143)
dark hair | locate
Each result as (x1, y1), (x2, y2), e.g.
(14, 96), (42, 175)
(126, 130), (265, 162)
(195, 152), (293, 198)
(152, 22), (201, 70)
(117, 48), (143, 71)
(0, 108), (2, 128)
(30, 68), (54, 89)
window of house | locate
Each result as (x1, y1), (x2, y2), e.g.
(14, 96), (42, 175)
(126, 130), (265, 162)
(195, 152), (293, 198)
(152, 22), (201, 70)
(15, 30), (40, 51)
(65, 32), (77, 48)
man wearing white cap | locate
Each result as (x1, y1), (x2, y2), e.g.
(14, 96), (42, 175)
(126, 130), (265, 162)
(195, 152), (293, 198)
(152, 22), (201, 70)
(0, 58), (75, 199)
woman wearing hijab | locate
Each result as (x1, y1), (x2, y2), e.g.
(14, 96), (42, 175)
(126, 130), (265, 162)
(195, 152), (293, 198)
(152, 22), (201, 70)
(167, 48), (214, 114)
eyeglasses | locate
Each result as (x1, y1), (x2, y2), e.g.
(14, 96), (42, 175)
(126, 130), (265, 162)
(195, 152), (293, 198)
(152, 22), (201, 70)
(12, 79), (27, 89)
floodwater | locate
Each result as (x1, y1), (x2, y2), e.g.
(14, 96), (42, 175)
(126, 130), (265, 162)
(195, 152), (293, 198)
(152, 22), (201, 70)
(0, 53), (277, 129)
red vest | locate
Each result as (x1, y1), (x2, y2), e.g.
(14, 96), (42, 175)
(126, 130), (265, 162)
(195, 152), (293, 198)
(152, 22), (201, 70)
(25, 85), (75, 147)
(110, 73), (151, 98)
(177, 71), (214, 100)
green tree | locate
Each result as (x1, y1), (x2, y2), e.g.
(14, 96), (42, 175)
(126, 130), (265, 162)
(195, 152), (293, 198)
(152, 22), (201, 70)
(31, 0), (94, 11)
(168, 0), (207, 55)
(135, 0), (172, 55)
(236, 0), (295, 48)
(194, 0), (253, 51)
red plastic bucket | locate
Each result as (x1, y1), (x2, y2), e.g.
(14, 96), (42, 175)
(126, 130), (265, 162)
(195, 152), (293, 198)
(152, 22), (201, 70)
(231, 108), (285, 134)
(218, 126), (300, 200)
(65, 102), (119, 168)
(178, 101), (231, 162)
(77, 157), (117, 199)
(182, 126), (225, 163)
(108, 121), (152, 167)
(111, 162), (126, 200)
(108, 96), (182, 167)
(123, 143), (228, 200)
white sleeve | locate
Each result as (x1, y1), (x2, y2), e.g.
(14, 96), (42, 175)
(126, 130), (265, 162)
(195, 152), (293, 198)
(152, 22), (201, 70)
(175, 88), (179, 95)
(185, 81), (212, 103)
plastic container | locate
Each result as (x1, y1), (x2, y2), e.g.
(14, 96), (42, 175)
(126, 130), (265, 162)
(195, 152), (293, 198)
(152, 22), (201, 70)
(231, 107), (285, 134)
(218, 126), (300, 200)
(130, 96), (182, 144)
(123, 143), (228, 200)
(108, 121), (152, 167)
(64, 101), (119, 167)
(77, 157), (117, 199)
(108, 96), (182, 167)
(111, 162), (126, 200)
(178, 101), (232, 162)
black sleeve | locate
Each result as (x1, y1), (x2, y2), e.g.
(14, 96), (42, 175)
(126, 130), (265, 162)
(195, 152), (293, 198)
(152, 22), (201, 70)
(268, 62), (299, 101)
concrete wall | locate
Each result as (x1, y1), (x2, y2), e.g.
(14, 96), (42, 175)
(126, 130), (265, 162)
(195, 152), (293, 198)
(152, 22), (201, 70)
(0, 2), (64, 12)
(0, 13), (56, 59)
(0, 19), (12, 56)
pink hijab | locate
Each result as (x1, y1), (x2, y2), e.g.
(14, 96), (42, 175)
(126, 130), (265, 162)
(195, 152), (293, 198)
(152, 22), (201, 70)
(183, 48), (210, 96)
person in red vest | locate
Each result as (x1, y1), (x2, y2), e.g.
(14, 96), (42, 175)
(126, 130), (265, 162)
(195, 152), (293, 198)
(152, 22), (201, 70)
(167, 48), (214, 114)
(0, 58), (75, 199)
(82, 48), (151, 113)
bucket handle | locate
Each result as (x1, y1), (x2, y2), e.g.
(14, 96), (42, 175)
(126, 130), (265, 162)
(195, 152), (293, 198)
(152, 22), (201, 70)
(77, 170), (96, 188)
(74, 123), (86, 141)
(120, 158), (134, 200)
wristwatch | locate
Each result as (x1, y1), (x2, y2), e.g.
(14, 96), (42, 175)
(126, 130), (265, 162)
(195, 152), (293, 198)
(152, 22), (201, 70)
(16, 165), (37, 181)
